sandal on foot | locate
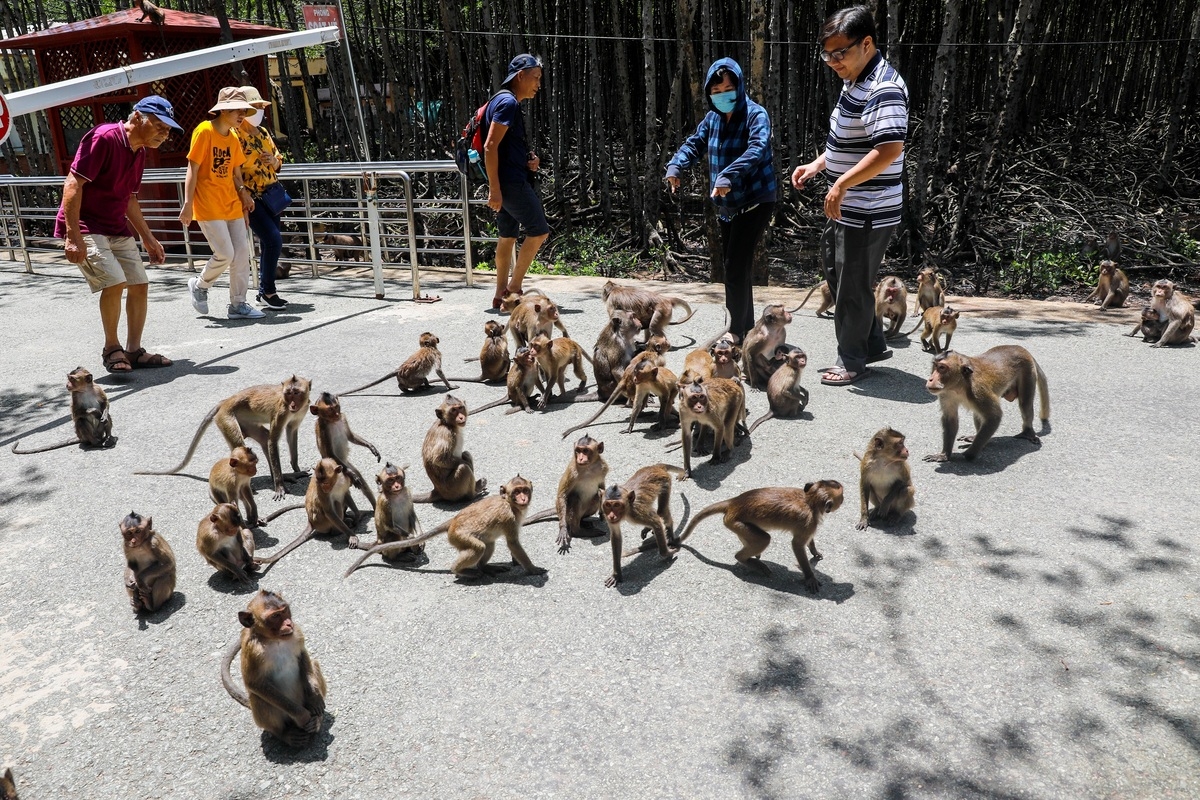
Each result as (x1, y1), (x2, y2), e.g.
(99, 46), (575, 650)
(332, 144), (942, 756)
(127, 347), (173, 368)
(102, 345), (132, 373)
(820, 367), (870, 386)
(491, 295), (504, 310)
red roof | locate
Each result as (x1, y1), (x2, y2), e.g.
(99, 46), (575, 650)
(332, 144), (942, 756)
(2, 9), (288, 49)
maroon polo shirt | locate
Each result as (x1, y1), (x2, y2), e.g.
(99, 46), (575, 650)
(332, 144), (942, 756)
(54, 122), (146, 239)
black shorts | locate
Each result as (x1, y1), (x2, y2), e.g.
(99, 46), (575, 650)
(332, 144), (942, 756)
(497, 180), (550, 239)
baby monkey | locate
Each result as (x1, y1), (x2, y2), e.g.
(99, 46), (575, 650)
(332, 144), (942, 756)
(197, 502), (259, 583)
(12, 366), (115, 453)
(341, 332), (455, 395)
(903, 304), (960, 353)
(856, 428), (915, 530)
(348, 463), (424, 562)
(120, 511), (176, 614)
(603, 464), (684, 588)
(209, 445), (263, 526)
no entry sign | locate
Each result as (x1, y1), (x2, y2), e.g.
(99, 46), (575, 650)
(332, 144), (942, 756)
(0, 92), (11, 148)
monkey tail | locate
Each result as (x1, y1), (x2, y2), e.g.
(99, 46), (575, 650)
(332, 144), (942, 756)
(1034, 361), (1051, 423)
(746, 410), (774, 436)
(340, 371), (399, 397)
(791, 282), (822, 312)
(471, 396), (516, 415)
(11, 437), (81, 454)
(260, 503), (305, 523)
(560, 382), (625, 439)
(132, 404), (219, 475)
(668, 298), (696, 325)
(220, 638), (251, 708)
(900, 316), (925, 336)
(253, 525), (317, 570)
(342, 522), (450, 577)
(676, 500), (729, 543)
(444, 376), (494, 384)
(523, 507), (559, 525)
(650, 464), (686, 479)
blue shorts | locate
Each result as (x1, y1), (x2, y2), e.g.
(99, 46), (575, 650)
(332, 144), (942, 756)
(497, 180), (550, 239)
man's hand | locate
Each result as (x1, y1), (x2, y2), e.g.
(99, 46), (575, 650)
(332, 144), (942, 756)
(144, 235), (165, 265)
(824, 182), (847, 221)
(526, 152), (540, 172)
(791, 161), (821, 191)
(666, 175), (680, 193)
(487, 187), (503, 212)
(64, 230), (87, 264)
(711, 185), (730, 198)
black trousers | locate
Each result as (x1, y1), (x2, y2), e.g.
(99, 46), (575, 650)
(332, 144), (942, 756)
(719, 202), (776, 341)
(821, 218), (897, 373)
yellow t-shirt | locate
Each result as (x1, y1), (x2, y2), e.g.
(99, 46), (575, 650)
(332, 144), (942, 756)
(187, 121), (246, 222)
(237, 120), (282, 196)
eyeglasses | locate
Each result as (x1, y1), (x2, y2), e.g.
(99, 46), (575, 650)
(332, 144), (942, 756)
(819, 38), (863, 63)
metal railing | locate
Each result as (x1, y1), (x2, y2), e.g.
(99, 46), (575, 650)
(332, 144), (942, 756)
(0, 160), (493, 299)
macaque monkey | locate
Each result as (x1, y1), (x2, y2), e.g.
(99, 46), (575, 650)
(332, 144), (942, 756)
(677, 376), (746, 478)
(1085, 260), (1130, 310)
(209, 446), (262, 527)
(747, 345), (808, 434)
(677, 481), (844, 592)
(915, 267), (946, 312)
(135, 375), (311, 500)
(529, 333), (589, 406)
(875, 276), (908, 337)
(923, 346), (1050, 462)
(903, 305), (959, 353)
(742, 304), (793, 389)
(310, 392), (380, 506)
(473, 346), (545, 414)
(133, 0), (165, 25)
(1129, 279), (1195, 347)
(222, 590), (326, 748)
(794, 280), (834, 317)
(560, 360), (677, 439)
(1129, 305), (1167, 343)
(504, 292), (569, 348)
(1103, 231), (1122, 261)
(196, 502), (258, 583)
(1, 768), (17, 800)
(603, 464), (684, 587)
(856, 428), (915, 530)
(120, 511), (176, 613)
(453, 320), (510, 383)
(344, 475), (545, 580)
(534, 434), (609, 554)
(341, 332), (455, 395)
(348, 463), (423, 562)
(592, 310), (643, 401)
(254, 458), (360, 569)
(321, 233), (364, 261)
(415, 395), (487, 503)
(601, 280), (696, 339)
(11, 367), (115, 454)
(709, 336), (743, 379)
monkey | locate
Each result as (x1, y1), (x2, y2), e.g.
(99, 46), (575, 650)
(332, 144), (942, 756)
(529, 434), (609, 554)
(741, 304), (793, 389)
(856, 428), (915, 530)
(222, 590), (326, 749)
(472, 345), (545, 414)
(528, 333), (590, 407)
(1129, 305), (1168, 343)
(677, 480), (844, 593)
(1103, 231), (1122, 261)
(677, 376), (746, 479)
(875, 276), (908, 338)
(133, 0), (165, 25)
(1085, 260), (1130, 311)
(343, 475), (545, 580)
(746, 345), (808, 434)
(340, 332), (455, 396)
(915, 267), (946, 312)
(1, 768), (17, 800)
(592, 309), (643, 402)
(11, 366), (115, 454)
(310, 391), (380, 507)
(561, 360), (678, 439)
(134, 376), (310, 500)
(321, 233), (364, 261)
(902, 305), (960, 353)
(503, 292), (569, 348)
(602, 464), (685, 587)
(709, 336), (743, 380)
(1130, 279), (1195, 347)
(601, 280), (696, 339)
(209, 445), (263, 527)
(682, 347), (717, 383)
(793, 280), (834, 317)
(196, 502), (259, 583)
(254, 458), (360, 569)
(120, 511), (176, 614)
(413, 395), (487, 503)
(923, 346), (1050, 463)
(452, 320), (510, 383)
(347, 463), (424, 561)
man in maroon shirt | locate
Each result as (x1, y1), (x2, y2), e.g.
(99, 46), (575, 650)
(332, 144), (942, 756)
(55, 95), (181, 372)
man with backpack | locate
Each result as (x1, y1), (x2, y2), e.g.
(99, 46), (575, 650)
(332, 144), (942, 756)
(482, 53), (548, 309)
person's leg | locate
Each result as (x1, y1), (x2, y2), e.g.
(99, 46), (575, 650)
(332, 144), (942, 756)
(99, 285), (125, 350)
(823, 220), (875, 377)
(227, 217), (252, 306)
(510, 232), (547, 293)
(196, 219), (236, 289)
(502, 182), (550, 294)
(77, 234), (132, 370)
(248, 203), (283, 298)
(124, 283), (148, 353)
(863, 222), (898, 360)
(723, 203), (774, 341)
(494, 236), (517, 302)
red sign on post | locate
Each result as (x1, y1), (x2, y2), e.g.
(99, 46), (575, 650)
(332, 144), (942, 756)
(302, 5), (342, 32)
(0, 92), (11, 148)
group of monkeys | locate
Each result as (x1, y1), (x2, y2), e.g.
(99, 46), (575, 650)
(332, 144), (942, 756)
(11, 260), (1193, 754)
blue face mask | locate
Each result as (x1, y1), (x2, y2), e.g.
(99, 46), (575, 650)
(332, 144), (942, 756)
(710, 90), (737, 114)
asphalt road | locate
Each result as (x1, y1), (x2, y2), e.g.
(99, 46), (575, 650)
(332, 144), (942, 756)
(1, 259), (1197, 799)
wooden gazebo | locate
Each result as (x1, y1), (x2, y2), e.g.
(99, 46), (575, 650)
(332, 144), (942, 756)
(3, 8), (287, 174)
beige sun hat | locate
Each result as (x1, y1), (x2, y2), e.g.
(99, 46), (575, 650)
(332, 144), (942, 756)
(239, 85), (271, 107)
(208, 87), (256, 114)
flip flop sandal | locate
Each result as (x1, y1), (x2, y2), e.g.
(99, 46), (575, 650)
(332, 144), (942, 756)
(127, 347), (173, 368)
(820, 367), (870, 386)
(102, 345), (132, 373)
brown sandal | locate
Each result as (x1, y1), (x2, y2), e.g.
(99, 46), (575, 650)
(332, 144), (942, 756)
(102, 345), (132, 373)
(126, 347), (173, 368)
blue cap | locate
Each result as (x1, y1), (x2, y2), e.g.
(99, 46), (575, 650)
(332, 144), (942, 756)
(502, 54), (542, 85)
(133, 95), (183, 131)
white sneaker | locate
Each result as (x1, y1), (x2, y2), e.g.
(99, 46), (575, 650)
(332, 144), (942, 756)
(187, 277), (209, 314)
(228, 302), (266, 319)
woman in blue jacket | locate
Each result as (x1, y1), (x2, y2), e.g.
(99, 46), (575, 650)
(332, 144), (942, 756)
(665, 58), (777, 343)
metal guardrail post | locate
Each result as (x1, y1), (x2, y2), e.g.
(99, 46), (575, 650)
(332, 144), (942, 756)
(9, 185), (32, 273)
(176, 181), (195, 270)
(303, 179), (318, 278)
(461, 169), (473, 287)
(364, 172), (385, 299)
(400, 171), (420, 300)
(3, 187), (15, 262)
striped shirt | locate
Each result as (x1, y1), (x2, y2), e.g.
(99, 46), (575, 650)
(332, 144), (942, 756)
(824, 52), (908, 228)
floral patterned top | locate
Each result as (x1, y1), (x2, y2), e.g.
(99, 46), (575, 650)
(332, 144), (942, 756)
(237, 121), (282, 196)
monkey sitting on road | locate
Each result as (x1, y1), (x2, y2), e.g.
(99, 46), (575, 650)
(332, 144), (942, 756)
(121, 511), (176, 614)
(348, 463), (424, 562)
(1085, 260), (1130, 311)
(742, 304), (793, 389)
(1127, 279), (1195, 347)
(451, 320), (510, 383)
(902, 305), (960, 353)
(11, 367), (115, 454)
(311, 392), (380, 507)
(340, 332), (456, 395)
(856, 428), (915, 530)
(746, 345), (808, 434)
(1129, 306), (1167, 343)
(915, 267), (947, 311)
(209, 446), (263, 527)
(521, 435), (610, 554)
(197, 503), (259, 583)
(414, 395), (487, 503)
(253, 458), (361, 571)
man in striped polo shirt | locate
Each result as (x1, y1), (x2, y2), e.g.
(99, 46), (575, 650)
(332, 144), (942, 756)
(792, 6), (908, 386)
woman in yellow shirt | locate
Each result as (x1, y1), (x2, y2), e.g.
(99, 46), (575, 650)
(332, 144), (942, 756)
(238, 85), (289, 309)
(180, 87), (262, 320)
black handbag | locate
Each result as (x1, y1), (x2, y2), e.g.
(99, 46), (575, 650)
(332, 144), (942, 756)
(258, 181), (292, 216)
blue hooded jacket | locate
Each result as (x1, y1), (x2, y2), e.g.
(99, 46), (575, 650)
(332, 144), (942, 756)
(665, 58), (777, 220)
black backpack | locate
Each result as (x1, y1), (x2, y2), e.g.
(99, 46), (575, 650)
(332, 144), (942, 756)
(454, 90), (513, 179)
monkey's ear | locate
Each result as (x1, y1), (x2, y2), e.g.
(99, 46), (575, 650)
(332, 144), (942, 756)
(611, 317), (622, 331)
(872, 437), (883, 449)
(210, 512), (221, 523)
(596, 441), (604, 454)
(309, 405), (319, 416)
(238, 611), (256, 628)
(229, 457), (239, 467)
(334, 464), (344, 474)
(961, 364), (973, 376)
(803, 482), (814, 493)
(499, 484), (509, 497)
(731, 347), (743, 360)
(626, 489), (636, 505)
(144, 516), (153, 529)
(825, 500), (835, 513)
(376, 474), (384, 486)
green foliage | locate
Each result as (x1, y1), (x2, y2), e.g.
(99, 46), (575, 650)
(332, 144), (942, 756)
(540, 229), (639, 278)
(996, 249), (1091, 294)
(1169, 230), (1200, 261)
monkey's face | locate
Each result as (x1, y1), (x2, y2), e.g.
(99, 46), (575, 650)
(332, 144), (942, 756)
(575, 445), (598, 466)
(789, 351), (807, 370)
(67, 367), (93, 391)
(602, 499), (626, 524)
(648, 336), (670, 354)
(262, 603), (295, 637)
(941, 309), (959, 324)
(926, 363), (949, 393)
(284, 388), (307, 413)
(686, 390), (710, 415)
(234, 449), (259, 476)
(314, 460), (342, 491)
(121, 521), (151, 548)
(1153, 281), (1174, 301)
(380, 473), (406, 495)
(502, 479), (533, 507)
